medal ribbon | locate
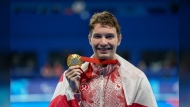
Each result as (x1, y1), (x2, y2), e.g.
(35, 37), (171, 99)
(80, 56), (118, 79)
(68, 54), (118, 65)
(81, 56), (118, 64)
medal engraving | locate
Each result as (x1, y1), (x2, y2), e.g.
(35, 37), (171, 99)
(67, 54), (83, 67)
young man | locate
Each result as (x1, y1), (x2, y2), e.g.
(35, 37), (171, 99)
(49, 11), (157, 107)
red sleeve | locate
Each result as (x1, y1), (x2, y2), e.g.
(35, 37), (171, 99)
(49, 95), (79, 107)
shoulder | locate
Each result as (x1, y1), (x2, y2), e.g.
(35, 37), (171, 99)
(116, 54), (146, 78)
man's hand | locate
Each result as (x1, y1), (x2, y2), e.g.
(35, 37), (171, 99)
(65, 65), (83, 92)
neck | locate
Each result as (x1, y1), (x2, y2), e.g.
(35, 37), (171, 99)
(96, 63), (108, 67)
(95, 59), (110, 67)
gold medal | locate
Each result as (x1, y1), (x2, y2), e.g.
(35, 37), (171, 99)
(67, 54), (83, 67)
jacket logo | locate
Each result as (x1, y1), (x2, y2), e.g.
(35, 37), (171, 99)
(115, 83), (122, 90)
(80, 83), (89, 91)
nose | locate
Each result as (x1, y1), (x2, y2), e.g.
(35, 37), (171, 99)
(99, 37), (108, 47)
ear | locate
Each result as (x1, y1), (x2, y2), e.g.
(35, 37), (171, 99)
(88, 34), (92, 45)
(117, 35), (122, 46)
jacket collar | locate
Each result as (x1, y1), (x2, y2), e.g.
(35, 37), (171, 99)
(81, 54), (132, 78)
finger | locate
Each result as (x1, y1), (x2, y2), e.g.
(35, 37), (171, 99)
(66, 67), (83, 76)
(66, 69), (82, 78)
(68, 65), (81, 71)
(69, 76), (81, 91)
(66, 69), (83, 80)
(65, 68), (77, 76)
(70, 75), (81, 82)
(67, 71), (81, 80)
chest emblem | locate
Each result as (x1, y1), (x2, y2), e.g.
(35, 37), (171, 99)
(80, 83), (89, 91)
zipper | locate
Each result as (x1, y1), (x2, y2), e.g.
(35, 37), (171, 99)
(99, 70), (104, 107)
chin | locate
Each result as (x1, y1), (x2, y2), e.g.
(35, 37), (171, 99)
(97, 55), (111, 59)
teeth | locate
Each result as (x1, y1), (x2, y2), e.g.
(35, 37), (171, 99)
(98, 48), (111, 50)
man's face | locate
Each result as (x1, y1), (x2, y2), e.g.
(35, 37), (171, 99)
(89, 24), (122, 59)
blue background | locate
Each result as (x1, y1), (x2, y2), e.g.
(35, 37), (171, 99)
(7, 0), (184, 107)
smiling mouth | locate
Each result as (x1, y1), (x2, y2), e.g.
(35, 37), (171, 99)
(97, 48), (112, 51)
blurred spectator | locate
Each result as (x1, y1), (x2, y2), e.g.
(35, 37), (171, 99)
(149, 61), (162, 73)
(11, 53), (37, 77)
(24, 59), (36, 72)
(40, 60), (65, 78)
(162, 52), (178, 77)
(11, 53), (22, 70)
(40, 62), (54, 78)
(139, 51), (178, 77)
(52, 60), (64, 78)
(137, 60), (147, 71)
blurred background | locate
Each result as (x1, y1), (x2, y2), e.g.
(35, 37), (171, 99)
(6, 0), (184, 107)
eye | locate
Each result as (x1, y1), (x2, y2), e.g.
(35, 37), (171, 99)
(106, 34), (114, 39)
(93, 34), (102, 39)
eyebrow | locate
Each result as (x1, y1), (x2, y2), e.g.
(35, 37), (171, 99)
(93, 33), (101, 35)
(105, 33), (115, 36)
(93, 33), (115, 36)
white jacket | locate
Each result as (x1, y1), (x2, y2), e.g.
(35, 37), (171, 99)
(49, 54), (158, 107)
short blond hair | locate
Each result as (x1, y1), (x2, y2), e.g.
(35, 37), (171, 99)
(89, 11), (121, 37)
